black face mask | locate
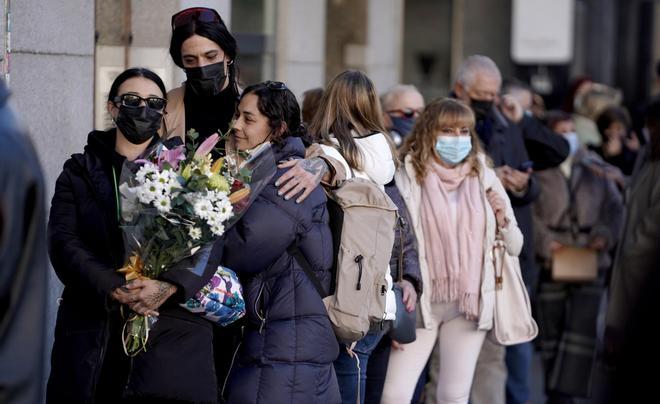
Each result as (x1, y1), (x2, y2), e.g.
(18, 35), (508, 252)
(185, 61), (228, 97)
(115, 106), (162, 145)
(470, 98), (493, 120)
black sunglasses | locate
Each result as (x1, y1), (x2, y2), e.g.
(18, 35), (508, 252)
(265, 81), (288, 91)
(171, 7), (222, 30)
(114, 94), (167, 111)
(387, 108), (423, 119)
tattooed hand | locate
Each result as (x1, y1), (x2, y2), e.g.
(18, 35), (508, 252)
(123, 279), (177, 316)
(276, 157), (329, 203)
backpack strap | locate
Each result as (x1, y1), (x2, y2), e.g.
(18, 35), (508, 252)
(287, 244), (327, 298)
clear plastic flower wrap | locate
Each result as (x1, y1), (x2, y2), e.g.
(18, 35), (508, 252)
(116, 129), (276, 356)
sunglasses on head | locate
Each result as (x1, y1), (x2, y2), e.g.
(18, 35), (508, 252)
(171, 7), (222, 30)
(114, 94), (167, 111)
(265, 81), (288, 91)
(387, 108), (423, 119)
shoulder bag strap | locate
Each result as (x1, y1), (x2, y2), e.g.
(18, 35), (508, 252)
(287, 244), (327, 297)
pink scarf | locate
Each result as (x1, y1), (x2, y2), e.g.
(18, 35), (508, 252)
(421, 161), (485, 319)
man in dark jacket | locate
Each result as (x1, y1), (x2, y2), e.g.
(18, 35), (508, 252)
(502, 79), (570, 171)
(453, 55), (540, 404)
(0, 79), (48, 404)
(606, 98), (660, 403)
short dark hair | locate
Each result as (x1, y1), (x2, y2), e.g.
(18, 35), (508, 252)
(107, 67), (167, 102)
(240, 81), (304, 143)
(596, 106), (631, 139)
(169, 18), (239, 96)
(544, 110), (572, 132)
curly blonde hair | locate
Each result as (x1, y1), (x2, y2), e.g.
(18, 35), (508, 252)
(400, 98), (484, 183)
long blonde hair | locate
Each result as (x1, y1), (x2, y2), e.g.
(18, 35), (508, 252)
(309, 70), (396, 170)
(400, 98), (484, 183)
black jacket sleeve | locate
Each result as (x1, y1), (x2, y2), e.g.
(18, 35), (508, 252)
(508, 173), (541, 207)
(48, 166), (125, 306)
(519, 115), (570, 171)
(158, 240), (223, 301)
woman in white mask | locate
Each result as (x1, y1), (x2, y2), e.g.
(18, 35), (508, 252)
(381, 98), (522, 404)
(533, 110), (624, 403)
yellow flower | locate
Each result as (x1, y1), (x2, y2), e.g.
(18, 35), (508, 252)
(118, 254), (145, 281)
(211, 158), (224, 174)
(181, 164), (192, 181)
(208, 173), (230, 192)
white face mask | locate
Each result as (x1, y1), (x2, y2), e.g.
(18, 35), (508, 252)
(563, 132), (580, 155)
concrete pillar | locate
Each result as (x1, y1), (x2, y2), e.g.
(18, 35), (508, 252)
(9, 0), (95, 385)
(462, 0), (513, 80)
(365, 0), (404, 93)
(585, 0), (617, 85)
(275, 0), (327, 100)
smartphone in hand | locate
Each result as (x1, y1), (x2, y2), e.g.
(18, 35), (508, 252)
(517, 160), (534, 172)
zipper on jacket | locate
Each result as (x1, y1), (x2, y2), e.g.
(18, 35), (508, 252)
(355, 255), (364, 290)
(123, 356), (135, 396)
(254, 283), (267, 334)
(89, 311), (111, 400)
(220, 326), (245, 400)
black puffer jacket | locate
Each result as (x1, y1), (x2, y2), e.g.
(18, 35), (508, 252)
(47, 129), (220, 403)
(222, 137), (340, 404)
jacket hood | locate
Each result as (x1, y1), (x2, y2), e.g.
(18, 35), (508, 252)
(84, 129), (119, 166)
(272, 136), (306, 162)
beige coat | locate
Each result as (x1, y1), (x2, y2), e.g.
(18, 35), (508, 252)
(395, 154), (523, 331)
(533, 149), (624, 269)
(163, 85), (186, 140)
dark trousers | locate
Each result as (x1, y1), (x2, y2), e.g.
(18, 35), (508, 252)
(536, 269), (604, 398)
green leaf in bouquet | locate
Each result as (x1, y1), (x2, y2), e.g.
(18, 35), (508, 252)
(187, 128), (199, 141)
(239, 167), (252, 183)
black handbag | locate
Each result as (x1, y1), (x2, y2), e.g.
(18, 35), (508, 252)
(388, 216), (417, 344)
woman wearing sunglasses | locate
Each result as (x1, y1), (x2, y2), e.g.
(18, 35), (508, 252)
(166, 7), (345, 205)
(47, 68), (220, 403)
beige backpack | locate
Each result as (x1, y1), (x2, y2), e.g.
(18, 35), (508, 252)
(292, 177), (398, 344)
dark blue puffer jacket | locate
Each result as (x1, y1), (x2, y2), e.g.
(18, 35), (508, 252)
(222, 137), (341, 404)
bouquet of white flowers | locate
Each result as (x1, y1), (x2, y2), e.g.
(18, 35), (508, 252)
(117, 129), (275, 356)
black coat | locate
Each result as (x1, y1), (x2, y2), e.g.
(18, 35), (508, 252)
(476, 109), (541, 294)
(222, 137), (340, 404)
(0, 79), (49, 404)
(47, 130), (220, 403)
(518, 114), (570, 171)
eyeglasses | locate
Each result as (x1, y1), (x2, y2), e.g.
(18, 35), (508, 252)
(265, 81), (288, 91)
(114, 94), (167, 111)
(387, 108), (423, 119)
(171, 7), (222, 30)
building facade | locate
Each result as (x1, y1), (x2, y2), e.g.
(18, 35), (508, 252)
(2, 0), (660, 393)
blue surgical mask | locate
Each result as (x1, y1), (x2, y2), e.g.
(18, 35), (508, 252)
(563, 132), (580, 156)
(389, 116), (416, 138)
(435, 135), (472, 165)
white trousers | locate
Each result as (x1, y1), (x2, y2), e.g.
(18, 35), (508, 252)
(380, 302), (486, 404)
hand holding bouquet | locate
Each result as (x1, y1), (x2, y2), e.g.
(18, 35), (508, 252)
(116, 129), (273, 356)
